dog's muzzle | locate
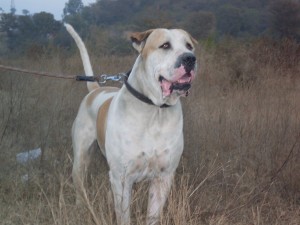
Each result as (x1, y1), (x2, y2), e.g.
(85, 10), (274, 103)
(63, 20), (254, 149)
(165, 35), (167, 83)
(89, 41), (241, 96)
(159, 53), (196, 97)
(175, 52), (196, 74)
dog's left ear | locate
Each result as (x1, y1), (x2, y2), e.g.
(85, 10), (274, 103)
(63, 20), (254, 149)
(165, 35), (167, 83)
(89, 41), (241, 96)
(189, 35), (198, 45)
(179, 29), (198, 45)
(130, 29), (154, 53)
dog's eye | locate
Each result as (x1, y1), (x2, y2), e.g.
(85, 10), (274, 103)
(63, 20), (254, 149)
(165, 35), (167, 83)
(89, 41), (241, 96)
(186, 43), (193, 51)
(159, 42), (171, 50)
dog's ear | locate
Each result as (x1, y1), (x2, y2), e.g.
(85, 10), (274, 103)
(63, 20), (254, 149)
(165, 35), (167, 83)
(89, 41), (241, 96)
(189, 35), (198, 45)
(177, 29), (198, 46)
(130, 29), (154, 53)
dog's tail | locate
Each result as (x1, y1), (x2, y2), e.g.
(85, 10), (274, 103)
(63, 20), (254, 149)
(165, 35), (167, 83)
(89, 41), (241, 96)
(64, 23), (99, 92)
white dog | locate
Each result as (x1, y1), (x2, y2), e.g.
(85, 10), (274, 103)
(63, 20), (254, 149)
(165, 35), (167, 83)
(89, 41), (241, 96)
(65, 23), (197, 225)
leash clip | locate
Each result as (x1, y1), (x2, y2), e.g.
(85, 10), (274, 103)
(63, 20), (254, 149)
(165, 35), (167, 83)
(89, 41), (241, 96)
(98, 74), (107, 84)
(76, 71), (129, 85)
(98, 73), (128, 85)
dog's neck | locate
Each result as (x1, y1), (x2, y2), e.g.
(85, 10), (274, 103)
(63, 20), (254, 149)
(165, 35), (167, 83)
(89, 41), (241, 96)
(124, 80), (170, 108)
(126, 56), (181, 107)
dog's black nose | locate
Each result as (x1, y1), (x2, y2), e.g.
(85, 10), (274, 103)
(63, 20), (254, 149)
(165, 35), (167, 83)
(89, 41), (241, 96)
(175, 53), (196, 73)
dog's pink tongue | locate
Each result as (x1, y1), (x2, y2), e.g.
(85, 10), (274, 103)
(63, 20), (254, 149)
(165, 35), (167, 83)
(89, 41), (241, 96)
(161, 79), (172, 97)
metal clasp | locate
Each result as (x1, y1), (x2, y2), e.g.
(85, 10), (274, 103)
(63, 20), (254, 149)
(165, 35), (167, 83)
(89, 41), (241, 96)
(98, 74), (107, 84)
(97, 73), (128, 85)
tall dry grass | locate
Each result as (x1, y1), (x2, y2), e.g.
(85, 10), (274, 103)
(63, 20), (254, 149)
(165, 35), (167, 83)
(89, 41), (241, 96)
(0, 38), (300, 224)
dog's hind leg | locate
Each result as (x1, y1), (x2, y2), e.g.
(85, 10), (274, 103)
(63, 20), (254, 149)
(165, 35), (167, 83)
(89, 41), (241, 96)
(72, 112), (96, 205)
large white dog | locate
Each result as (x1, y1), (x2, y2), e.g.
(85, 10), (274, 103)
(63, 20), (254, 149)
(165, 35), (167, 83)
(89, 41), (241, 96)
(65, 23), (197, 225)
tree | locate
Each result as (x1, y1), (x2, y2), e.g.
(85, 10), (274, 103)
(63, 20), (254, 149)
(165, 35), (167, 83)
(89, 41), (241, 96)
(22, 9), (30, 15)
(134, 7), (173, 30)
(0, 12), (61, 55)
(33, 12), (60, 36)
(270, 0), (300, 40)
(18, 15), (35, 39)
(10, 7), (16, 15)
(183, 11), (216, 40)
(216, 5), (242, 36)
(0, 13), (18, 50)
(63, 0), (83, 16)
(240, 8), (263, 36)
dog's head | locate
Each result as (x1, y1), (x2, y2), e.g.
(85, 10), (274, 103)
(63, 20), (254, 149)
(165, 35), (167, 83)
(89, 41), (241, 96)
(130, 28), (197, 106)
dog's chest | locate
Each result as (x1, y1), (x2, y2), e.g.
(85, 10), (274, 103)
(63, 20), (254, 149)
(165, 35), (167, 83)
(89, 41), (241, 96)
(106, 100), (184, 180)
(126, 126), (183, 180)
(128, 147), (178, 181)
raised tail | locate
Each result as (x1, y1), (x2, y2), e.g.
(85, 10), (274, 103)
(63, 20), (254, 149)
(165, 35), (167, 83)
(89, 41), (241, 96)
(64, 23), (99, 92)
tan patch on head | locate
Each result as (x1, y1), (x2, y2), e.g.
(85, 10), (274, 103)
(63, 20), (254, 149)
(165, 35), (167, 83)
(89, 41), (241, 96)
(97, 97), (113, 156)
(177, 29), (198, 45)
(130, 29), (154, 53)
(130, 29), (154, 45)
(141, 29), (168, 58)
(139, 29), (197, 58)
(86, 87), (119, 107)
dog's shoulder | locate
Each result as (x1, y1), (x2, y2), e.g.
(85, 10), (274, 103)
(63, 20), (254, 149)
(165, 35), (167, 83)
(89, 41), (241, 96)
(85, 87), (119, 108)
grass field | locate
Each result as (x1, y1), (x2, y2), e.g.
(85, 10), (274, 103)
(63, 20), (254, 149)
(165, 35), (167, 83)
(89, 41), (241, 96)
(0, 38), (299, 224)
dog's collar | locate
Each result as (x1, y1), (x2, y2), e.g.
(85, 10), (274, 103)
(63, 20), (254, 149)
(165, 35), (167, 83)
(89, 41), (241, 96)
(124, 79), (171, 108)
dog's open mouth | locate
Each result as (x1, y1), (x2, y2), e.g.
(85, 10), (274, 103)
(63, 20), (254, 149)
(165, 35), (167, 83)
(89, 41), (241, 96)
(159, 73), (193, 97)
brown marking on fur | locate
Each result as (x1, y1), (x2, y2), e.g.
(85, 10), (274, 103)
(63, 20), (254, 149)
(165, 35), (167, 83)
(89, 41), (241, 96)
(141, 29), (197, 58)
(130, 29), (154, 53)
(86, 88), (101, 107)
(97, 97), (113, 156)
(88, 82), (101, 92)
(177, 29), (198, 45)
(130, 29), (154, 45)
(141, 29), (167, 58)
(86, 87), (118, 107)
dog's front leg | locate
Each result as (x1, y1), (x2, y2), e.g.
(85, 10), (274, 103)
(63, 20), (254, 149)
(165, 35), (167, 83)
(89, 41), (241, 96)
(146, 175), (173, 225)
(109, 171), (133, 225)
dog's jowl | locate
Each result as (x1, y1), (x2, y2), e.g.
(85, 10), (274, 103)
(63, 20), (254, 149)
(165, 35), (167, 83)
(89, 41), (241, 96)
(65, 23), (197, 225)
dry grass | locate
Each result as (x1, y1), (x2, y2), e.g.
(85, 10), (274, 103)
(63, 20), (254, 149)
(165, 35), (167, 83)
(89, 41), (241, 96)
(0, 39), (300, 224)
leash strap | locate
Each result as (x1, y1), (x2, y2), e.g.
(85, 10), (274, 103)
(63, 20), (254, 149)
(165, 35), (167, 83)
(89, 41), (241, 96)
(76, 76), (96, 82)
(0, 63), (171, 108)
(0, 64), (75, 80)
(76, 73), (128, 84)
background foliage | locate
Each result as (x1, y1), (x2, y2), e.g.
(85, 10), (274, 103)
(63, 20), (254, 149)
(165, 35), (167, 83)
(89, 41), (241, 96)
(1, 0), (300, 57)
